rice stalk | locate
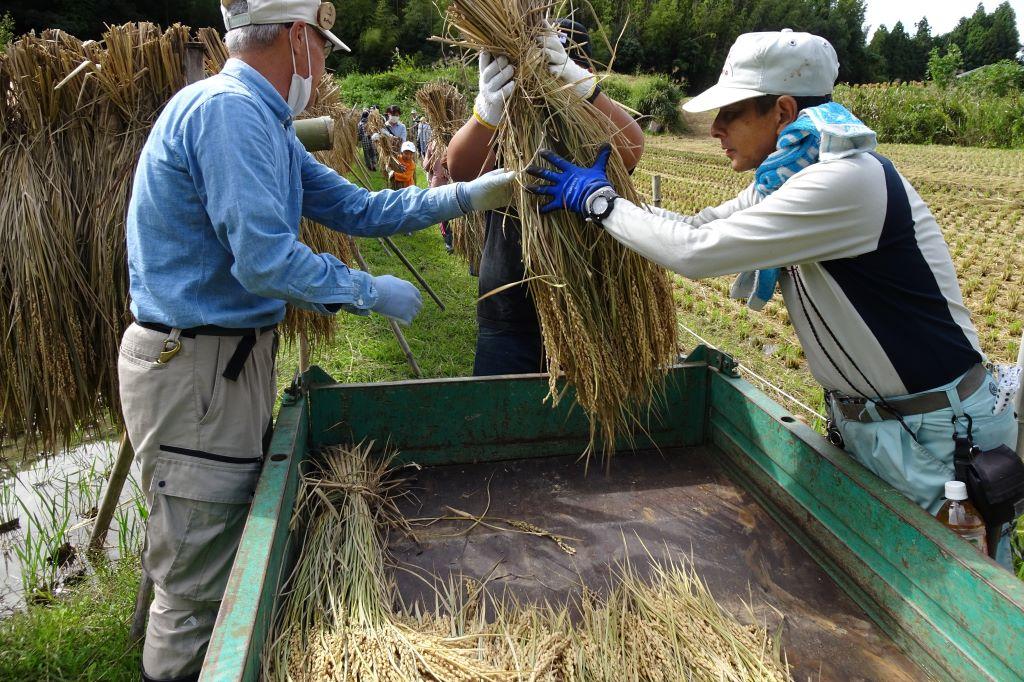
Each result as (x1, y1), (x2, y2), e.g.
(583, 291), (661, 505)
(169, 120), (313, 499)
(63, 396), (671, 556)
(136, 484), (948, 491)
(442, 0), (679, 460)
(365, 108), (404, 180)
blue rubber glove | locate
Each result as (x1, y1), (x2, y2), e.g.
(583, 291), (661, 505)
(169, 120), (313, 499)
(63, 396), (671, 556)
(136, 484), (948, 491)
(525, 144), (613, 215)
(369, 274), (423, 326)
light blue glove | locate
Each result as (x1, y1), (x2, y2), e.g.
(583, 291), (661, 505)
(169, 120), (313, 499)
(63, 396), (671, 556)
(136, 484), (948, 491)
(525, 144), (613, 215)
(369, 275), (422, 325)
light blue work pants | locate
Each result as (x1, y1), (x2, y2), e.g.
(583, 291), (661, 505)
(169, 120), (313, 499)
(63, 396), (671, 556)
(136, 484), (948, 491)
(830, 367), (1018, 568)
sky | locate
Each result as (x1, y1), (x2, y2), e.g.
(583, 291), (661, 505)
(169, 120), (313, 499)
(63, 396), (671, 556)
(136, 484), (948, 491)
(862, 0), (1024, 39)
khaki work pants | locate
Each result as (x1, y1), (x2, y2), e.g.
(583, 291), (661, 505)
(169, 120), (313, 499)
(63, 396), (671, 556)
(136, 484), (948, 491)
(118, 323), (277, 681)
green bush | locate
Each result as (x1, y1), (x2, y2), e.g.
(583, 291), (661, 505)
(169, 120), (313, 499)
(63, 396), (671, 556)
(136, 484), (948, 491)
(601, 73), (685, 132)
(960, 60), (1024, 98)
(835, 82), (1024, 149)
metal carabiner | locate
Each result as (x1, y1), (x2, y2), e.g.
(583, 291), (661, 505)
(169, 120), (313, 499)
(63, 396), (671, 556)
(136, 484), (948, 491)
(157, 328), (183, 364)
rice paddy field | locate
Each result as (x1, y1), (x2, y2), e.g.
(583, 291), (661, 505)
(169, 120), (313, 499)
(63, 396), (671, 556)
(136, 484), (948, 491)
(632, 125), (1024, 425)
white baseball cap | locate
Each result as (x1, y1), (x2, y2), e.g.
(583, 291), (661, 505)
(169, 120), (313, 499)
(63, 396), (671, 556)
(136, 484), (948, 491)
(683, 29), (838, 112)
(400, 141), (417, 154)
(221, 0), (351, 53)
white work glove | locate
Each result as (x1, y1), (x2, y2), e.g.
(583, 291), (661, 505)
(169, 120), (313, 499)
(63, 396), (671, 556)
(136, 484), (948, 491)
(473, 51), (515, 130)
(455, 168), (517, 213)
(539, 28), (597, 100)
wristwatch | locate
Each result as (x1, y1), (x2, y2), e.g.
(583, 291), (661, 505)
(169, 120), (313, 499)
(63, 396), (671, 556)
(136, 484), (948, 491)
(585, 186), (619, 223)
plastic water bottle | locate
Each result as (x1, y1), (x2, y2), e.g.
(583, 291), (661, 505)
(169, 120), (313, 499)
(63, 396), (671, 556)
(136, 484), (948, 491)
(935, 481), (988, 555)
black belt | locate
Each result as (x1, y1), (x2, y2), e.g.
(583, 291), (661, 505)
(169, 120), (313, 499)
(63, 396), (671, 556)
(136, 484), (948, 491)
(136, 321), (276, 381)
(831, 364), (989, 423)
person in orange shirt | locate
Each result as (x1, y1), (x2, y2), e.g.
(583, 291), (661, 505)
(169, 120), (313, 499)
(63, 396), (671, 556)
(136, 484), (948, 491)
(389, 140), (417, 189)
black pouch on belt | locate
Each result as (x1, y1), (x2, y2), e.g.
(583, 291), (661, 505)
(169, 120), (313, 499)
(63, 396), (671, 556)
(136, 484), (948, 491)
(954, 440), (1024, 529)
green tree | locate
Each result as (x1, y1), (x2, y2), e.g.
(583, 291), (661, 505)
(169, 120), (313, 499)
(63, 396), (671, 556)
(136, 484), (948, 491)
(356, 0), (399, 72)
(0, 12), (15, 46)
(927, 43), (963, 88)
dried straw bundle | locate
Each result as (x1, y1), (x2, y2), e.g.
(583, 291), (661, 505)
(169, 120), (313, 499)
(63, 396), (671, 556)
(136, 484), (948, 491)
(262, 443), (507, 681)
(282, 75), (363, 351)
(414, 80), (485, 269)
(444, 1), (678, 458)
(414, 80), (466, 150)
(0, 25), (364, 448)
(365, 108), (403, 179)
(0, 24), (194, 450)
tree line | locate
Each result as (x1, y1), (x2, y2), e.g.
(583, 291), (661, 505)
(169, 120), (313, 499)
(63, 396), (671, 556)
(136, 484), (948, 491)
(2, 0), (1020, 88)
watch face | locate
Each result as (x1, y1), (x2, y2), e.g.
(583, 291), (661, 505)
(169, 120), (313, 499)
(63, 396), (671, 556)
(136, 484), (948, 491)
(592, 196), (610, 214)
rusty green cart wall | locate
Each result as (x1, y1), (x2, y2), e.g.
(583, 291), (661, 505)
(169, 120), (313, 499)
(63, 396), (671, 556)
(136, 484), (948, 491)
(201, 347), (1024, 681)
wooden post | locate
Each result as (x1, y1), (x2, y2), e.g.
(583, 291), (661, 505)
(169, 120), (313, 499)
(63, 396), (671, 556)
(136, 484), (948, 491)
(379, 237), (445, 311)
(87, 431), (134, 553)
(652, 175), (662, 208)
(298, 331), (311, 374)
(183, 42), (206, 85)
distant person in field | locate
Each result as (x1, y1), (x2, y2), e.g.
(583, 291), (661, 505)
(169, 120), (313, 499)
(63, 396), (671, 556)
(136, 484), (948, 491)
(423, 136), (455, 253)
(119, 1), (515, 679)
(358, 108), (377, 171)
(447, 18), (645, 376)
(389, 140), (418, 189)
(526, 30), (1018, 565)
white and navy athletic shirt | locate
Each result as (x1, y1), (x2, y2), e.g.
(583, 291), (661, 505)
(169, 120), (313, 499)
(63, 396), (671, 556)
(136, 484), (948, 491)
(604, 151), (983, 398)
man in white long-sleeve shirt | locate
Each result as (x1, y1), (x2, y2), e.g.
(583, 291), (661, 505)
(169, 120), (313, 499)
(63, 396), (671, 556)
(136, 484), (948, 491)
(527, 30), (1018, 564)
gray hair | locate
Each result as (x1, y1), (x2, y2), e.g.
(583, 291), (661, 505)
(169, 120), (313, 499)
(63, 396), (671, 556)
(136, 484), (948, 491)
(224, 0), (289, 55)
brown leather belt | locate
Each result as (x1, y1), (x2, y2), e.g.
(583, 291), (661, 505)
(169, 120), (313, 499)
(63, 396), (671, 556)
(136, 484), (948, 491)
(831, 364), (989, 423)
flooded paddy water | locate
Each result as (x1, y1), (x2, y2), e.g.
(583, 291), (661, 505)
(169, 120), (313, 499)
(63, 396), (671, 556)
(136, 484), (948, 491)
(0, 439), (145, 616)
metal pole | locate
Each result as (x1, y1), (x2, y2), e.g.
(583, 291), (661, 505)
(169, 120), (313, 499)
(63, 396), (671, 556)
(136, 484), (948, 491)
(652, 175), (662, 208)
(355, 245), (422, 377)
(1016, 330), (1024, 457)
(378, 237), (445, 311)
(87, 431), (134, 553)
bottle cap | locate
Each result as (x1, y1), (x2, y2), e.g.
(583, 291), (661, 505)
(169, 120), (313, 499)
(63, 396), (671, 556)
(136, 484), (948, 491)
(945, 481), (968, 501)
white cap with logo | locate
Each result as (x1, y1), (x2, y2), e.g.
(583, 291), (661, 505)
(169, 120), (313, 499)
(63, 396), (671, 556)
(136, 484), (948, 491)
(221, 0), (350, 53)
(400, 141), (417, 154)
(683, 29), (838, 113)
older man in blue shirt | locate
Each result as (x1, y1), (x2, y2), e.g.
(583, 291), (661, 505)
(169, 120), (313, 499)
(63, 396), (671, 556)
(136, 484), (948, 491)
(119, 1), (514, 679)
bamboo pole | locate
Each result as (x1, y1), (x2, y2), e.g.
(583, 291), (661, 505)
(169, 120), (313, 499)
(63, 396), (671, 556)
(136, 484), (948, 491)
(379, 237), (445, 311)
(87, 431), (134, 553)
(355, 245), (422, 377)
(652, 175), (662, 208)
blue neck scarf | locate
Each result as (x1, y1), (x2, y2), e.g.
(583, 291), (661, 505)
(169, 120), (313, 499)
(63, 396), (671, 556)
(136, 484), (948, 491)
(732, 102), (877, 310)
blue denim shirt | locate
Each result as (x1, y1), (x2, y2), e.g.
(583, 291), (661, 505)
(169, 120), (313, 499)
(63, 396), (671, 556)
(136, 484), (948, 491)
(127, 58), (464, 328)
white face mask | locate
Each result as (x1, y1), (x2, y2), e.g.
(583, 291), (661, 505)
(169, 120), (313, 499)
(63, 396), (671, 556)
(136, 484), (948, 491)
(286, 27), (313, 117)
(388, 115), (399, 125)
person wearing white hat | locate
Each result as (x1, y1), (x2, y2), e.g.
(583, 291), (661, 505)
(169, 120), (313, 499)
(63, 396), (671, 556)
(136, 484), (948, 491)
(122, 2), (516, 679)
(526, 30), (1018, 562)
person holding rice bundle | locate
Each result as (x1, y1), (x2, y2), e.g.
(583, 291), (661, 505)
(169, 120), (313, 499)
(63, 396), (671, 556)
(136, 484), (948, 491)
(526, 29), (1019, 566)
(448, 17), (645, 375)
(120, 1), (514, 679)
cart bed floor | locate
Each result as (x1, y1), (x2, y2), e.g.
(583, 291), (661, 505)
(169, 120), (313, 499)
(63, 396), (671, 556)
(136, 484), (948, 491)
(391, 446), (921, 680)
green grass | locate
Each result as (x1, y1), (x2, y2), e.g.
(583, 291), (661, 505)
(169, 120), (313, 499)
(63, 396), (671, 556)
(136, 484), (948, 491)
(275, 164), (480, 394)
(0, 557), (141, 681)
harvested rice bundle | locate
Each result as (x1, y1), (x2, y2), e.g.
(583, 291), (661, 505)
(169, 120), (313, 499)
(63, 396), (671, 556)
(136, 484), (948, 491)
(283, 74), (363, 351)
(414, 80), (467, 151)
(262, 442), (507, 681)
(414, 80), (485, 269)
(0, 24), (197, 450)
(365, 108), (403, 179)
(444, 1), (678, 459)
